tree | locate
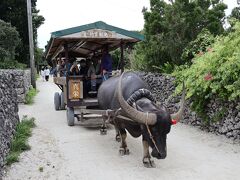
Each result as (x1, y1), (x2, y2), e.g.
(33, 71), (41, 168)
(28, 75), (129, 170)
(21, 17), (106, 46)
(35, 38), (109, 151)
(0, 20), (20, 61)
(132, 0), (227, 71)
(0, 0), (45, 65)
(34, 47), (44, 72)
(230, 7), (240, 20)
(0, 19), (26, 69)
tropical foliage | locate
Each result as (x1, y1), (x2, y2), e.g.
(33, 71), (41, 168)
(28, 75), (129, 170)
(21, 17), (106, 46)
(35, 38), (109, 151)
(181, 28), (215, 64)
(173, 22), (240, 115)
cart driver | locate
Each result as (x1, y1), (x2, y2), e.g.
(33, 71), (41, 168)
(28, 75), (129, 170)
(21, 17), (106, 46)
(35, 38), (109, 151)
(87, 59), (97, 92)
(101, 45), (112, 81)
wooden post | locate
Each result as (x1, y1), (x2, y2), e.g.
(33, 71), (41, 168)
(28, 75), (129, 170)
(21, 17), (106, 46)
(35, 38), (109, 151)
(64, 43), (69, 75)
(27, 0), (36, 88)
(64, 43), (69, 61)
(120, 41), (124, 73)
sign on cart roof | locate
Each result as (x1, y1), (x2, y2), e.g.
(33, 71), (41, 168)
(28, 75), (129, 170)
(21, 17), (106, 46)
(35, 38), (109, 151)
(51, 21), (144, 40)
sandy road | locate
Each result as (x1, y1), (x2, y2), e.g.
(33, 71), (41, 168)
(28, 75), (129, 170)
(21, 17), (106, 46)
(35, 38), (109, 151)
(3, 78), (240, 180)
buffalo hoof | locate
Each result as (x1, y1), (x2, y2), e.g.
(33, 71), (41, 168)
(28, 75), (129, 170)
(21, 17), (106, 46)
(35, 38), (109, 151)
(100, 128), (107, 135)
(119, 148), (130, 156)
(143, 157), (156, 168)
(115, 134), (121, 142)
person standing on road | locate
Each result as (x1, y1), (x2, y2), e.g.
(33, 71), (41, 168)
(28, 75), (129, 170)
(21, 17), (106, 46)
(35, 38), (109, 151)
(40, 67), (45, 81)
(44, 67), (50, 81)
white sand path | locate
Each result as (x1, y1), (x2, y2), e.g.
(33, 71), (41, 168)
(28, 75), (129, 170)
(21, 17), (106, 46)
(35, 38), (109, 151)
(3, 77), (240, 180)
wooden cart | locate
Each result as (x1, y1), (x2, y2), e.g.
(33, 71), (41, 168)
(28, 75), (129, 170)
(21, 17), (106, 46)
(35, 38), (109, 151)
(44, 21), (144, 131)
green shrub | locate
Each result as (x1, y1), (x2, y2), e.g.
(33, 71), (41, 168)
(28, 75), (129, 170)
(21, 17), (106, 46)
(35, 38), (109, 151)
(152, 62), (175, 74)
(0, 59), (27, 69)
(173, 22), (240, 118)
(181, 29), (215, 64)
(5, 152), (20, 165)
(129, 42), (149, 71)
(25, 87), (38, 104)
(5, 116), (36, 165)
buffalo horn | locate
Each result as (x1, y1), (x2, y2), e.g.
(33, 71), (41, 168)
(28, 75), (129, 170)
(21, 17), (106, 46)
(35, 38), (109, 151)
(170, 82), (186, 123)
(117, 72), (157, 125)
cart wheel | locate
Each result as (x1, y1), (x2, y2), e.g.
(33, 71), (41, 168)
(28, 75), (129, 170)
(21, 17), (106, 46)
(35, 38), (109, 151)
(67, 107), (74, 126)
(54, 92), (60, 110)
(60, 92), (65, 110)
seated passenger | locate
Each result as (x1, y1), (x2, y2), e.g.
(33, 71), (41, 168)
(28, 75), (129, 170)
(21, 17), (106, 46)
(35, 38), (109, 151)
(79, 59), (88, 75)
(55, 59), (61, 77)
(69, 61), (80, 75)
(95, 58), (101, 76)
(66, 57), (75, 75)
(87, 60), (97, 92)
(56, 59), (66, 77)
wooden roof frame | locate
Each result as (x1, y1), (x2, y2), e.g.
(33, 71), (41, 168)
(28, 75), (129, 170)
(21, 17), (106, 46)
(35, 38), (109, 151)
(44, 21), (144, 61)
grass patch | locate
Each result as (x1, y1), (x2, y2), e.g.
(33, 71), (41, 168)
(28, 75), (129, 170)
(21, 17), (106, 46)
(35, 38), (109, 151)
(5, 152), (20, 165)
(35, 73), (40, 81)
(25, 87), (38, 104)
(5, 116), (36, 166)
(39, 166), (43, 172)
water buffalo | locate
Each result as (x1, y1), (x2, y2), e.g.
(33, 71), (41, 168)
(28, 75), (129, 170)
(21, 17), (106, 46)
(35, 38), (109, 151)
(98, 72), (185, 167)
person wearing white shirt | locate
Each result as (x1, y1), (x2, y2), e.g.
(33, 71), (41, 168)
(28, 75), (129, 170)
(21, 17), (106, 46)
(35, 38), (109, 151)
(44, 67), (50, 81)
(40, 68), (45, 81)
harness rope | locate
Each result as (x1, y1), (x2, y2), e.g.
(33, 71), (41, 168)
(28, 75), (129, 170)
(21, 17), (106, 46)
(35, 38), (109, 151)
(146, 112), (161, 154)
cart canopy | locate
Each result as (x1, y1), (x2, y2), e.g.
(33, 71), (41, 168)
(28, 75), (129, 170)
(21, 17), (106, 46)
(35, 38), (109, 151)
(45, 21), (144, 61)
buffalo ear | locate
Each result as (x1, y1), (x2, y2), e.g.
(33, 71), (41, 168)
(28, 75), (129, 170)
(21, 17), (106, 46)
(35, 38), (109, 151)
(135, 104), (144, 112)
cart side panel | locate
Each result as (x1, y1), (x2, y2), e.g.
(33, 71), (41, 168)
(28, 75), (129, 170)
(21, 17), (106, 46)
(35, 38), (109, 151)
(66, 75), (84, 107)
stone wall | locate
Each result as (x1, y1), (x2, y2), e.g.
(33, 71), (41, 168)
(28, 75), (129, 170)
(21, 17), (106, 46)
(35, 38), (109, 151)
(0, 69), (31, 103)
(0, 71), (20, 174)
(138, 72), (240, 141)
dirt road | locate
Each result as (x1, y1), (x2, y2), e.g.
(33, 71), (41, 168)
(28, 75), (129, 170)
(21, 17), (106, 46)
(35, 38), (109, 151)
(3, 78), (240, 180)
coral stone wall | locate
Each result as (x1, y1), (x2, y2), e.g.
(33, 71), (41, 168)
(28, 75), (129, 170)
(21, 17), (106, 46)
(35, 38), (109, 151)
(0, 71), (20, 174)
(138, 72), (240, 141)
(1, 69), (31, 103)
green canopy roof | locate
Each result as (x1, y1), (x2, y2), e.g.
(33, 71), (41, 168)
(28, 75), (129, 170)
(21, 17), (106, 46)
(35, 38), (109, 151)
(45, 21), (144, 61)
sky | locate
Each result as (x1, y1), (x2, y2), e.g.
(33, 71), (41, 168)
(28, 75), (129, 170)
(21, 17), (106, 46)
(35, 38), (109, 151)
(37, 0), (239, 49)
